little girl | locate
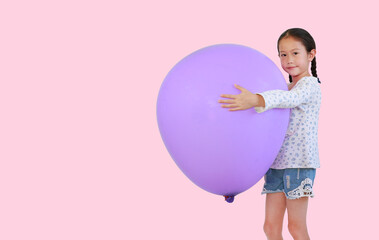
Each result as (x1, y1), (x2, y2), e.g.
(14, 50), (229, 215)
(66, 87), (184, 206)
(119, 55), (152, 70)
(218, 28), (321, 240)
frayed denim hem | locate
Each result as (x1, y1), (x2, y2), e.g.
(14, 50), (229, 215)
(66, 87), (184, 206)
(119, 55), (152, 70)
(261, 188), (283, 195)
(261, 188), (315, 200)
(286, 193), (315, 200)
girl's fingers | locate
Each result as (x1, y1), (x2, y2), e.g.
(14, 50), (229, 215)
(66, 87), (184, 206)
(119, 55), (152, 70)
(218, 99), (234, 103)
(220, 94), (235, 99)
(222, 104), (238, 108)
(229, 107), (242, 111)
(234, 84), (244, 90)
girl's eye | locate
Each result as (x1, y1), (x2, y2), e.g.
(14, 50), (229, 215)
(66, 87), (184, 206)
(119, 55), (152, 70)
(281, 54), (286, 57)
(294, 52), (298, 55)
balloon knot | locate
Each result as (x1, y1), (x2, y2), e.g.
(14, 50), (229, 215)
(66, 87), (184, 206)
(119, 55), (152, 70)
(224, 195), (235, 203)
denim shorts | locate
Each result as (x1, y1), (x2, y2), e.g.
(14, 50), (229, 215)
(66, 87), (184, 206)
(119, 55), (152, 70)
(261, 168), (316, 200)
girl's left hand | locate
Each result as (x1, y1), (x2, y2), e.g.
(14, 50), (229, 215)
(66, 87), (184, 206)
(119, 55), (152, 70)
(218, 84), (257, 111)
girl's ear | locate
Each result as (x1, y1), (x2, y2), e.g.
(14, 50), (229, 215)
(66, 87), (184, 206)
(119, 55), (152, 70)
(308, 49), (316, 61)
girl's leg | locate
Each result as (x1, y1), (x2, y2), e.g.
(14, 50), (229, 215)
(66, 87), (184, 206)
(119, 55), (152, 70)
(263, 192), (286, 240)
(286, 197), (310, 240)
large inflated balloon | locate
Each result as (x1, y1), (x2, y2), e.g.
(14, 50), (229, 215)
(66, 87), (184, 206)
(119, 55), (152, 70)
(156, 44), (290, 203)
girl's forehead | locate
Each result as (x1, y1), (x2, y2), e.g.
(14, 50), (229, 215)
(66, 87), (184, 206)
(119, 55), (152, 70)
(279, 37), (305, 52)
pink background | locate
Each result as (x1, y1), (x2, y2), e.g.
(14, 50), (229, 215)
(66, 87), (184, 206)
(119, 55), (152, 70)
(1, 0), (378, 239)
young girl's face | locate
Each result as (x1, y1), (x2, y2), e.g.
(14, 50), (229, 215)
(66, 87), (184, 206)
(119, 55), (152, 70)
(278, 37), (315, 81)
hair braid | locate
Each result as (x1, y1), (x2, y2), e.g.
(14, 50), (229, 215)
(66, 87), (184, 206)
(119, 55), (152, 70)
(311, 57), (321, 84)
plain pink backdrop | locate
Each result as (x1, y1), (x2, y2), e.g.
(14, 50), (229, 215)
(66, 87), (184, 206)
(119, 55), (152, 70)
(1, 0), (378, 239)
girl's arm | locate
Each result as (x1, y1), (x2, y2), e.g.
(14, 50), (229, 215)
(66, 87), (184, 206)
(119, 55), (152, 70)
(254, 78), (316, 113)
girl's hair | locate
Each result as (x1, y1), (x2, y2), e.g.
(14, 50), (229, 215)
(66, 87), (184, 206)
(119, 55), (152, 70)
(277, 28), (321, 84)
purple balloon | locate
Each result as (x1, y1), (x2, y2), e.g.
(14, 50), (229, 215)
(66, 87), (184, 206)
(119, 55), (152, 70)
(157, 44), (289, 202)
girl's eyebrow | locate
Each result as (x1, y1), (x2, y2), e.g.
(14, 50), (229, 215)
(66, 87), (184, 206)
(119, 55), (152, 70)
(280, 48), (300, 53)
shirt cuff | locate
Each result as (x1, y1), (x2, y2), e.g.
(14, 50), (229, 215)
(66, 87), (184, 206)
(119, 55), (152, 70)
(254, 93), (269, 113)
(254, 106), (266, 113)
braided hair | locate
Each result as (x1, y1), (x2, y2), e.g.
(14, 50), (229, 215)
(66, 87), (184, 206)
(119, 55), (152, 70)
(277, 28), (321, 84)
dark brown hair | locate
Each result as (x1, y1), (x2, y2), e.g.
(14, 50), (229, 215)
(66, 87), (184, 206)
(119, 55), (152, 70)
(277, 28), (321, 84)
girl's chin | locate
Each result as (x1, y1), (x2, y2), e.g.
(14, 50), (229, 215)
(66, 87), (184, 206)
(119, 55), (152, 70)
(285, 70), (297, 75)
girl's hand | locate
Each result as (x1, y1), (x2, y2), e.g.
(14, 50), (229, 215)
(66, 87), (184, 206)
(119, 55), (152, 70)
(218, 84), (258, 111)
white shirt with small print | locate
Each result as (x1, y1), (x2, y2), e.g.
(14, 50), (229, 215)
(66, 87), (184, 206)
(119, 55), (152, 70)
(254, 76), (321, 169)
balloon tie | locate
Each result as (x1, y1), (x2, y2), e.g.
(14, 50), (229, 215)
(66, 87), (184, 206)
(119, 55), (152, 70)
(224, 195), (235, 203)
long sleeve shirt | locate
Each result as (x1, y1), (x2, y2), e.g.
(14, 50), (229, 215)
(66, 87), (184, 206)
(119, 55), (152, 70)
(254, 76), (321, 169)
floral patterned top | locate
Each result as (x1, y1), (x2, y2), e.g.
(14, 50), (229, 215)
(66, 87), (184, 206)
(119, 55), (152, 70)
(254, 76), (321, 169)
